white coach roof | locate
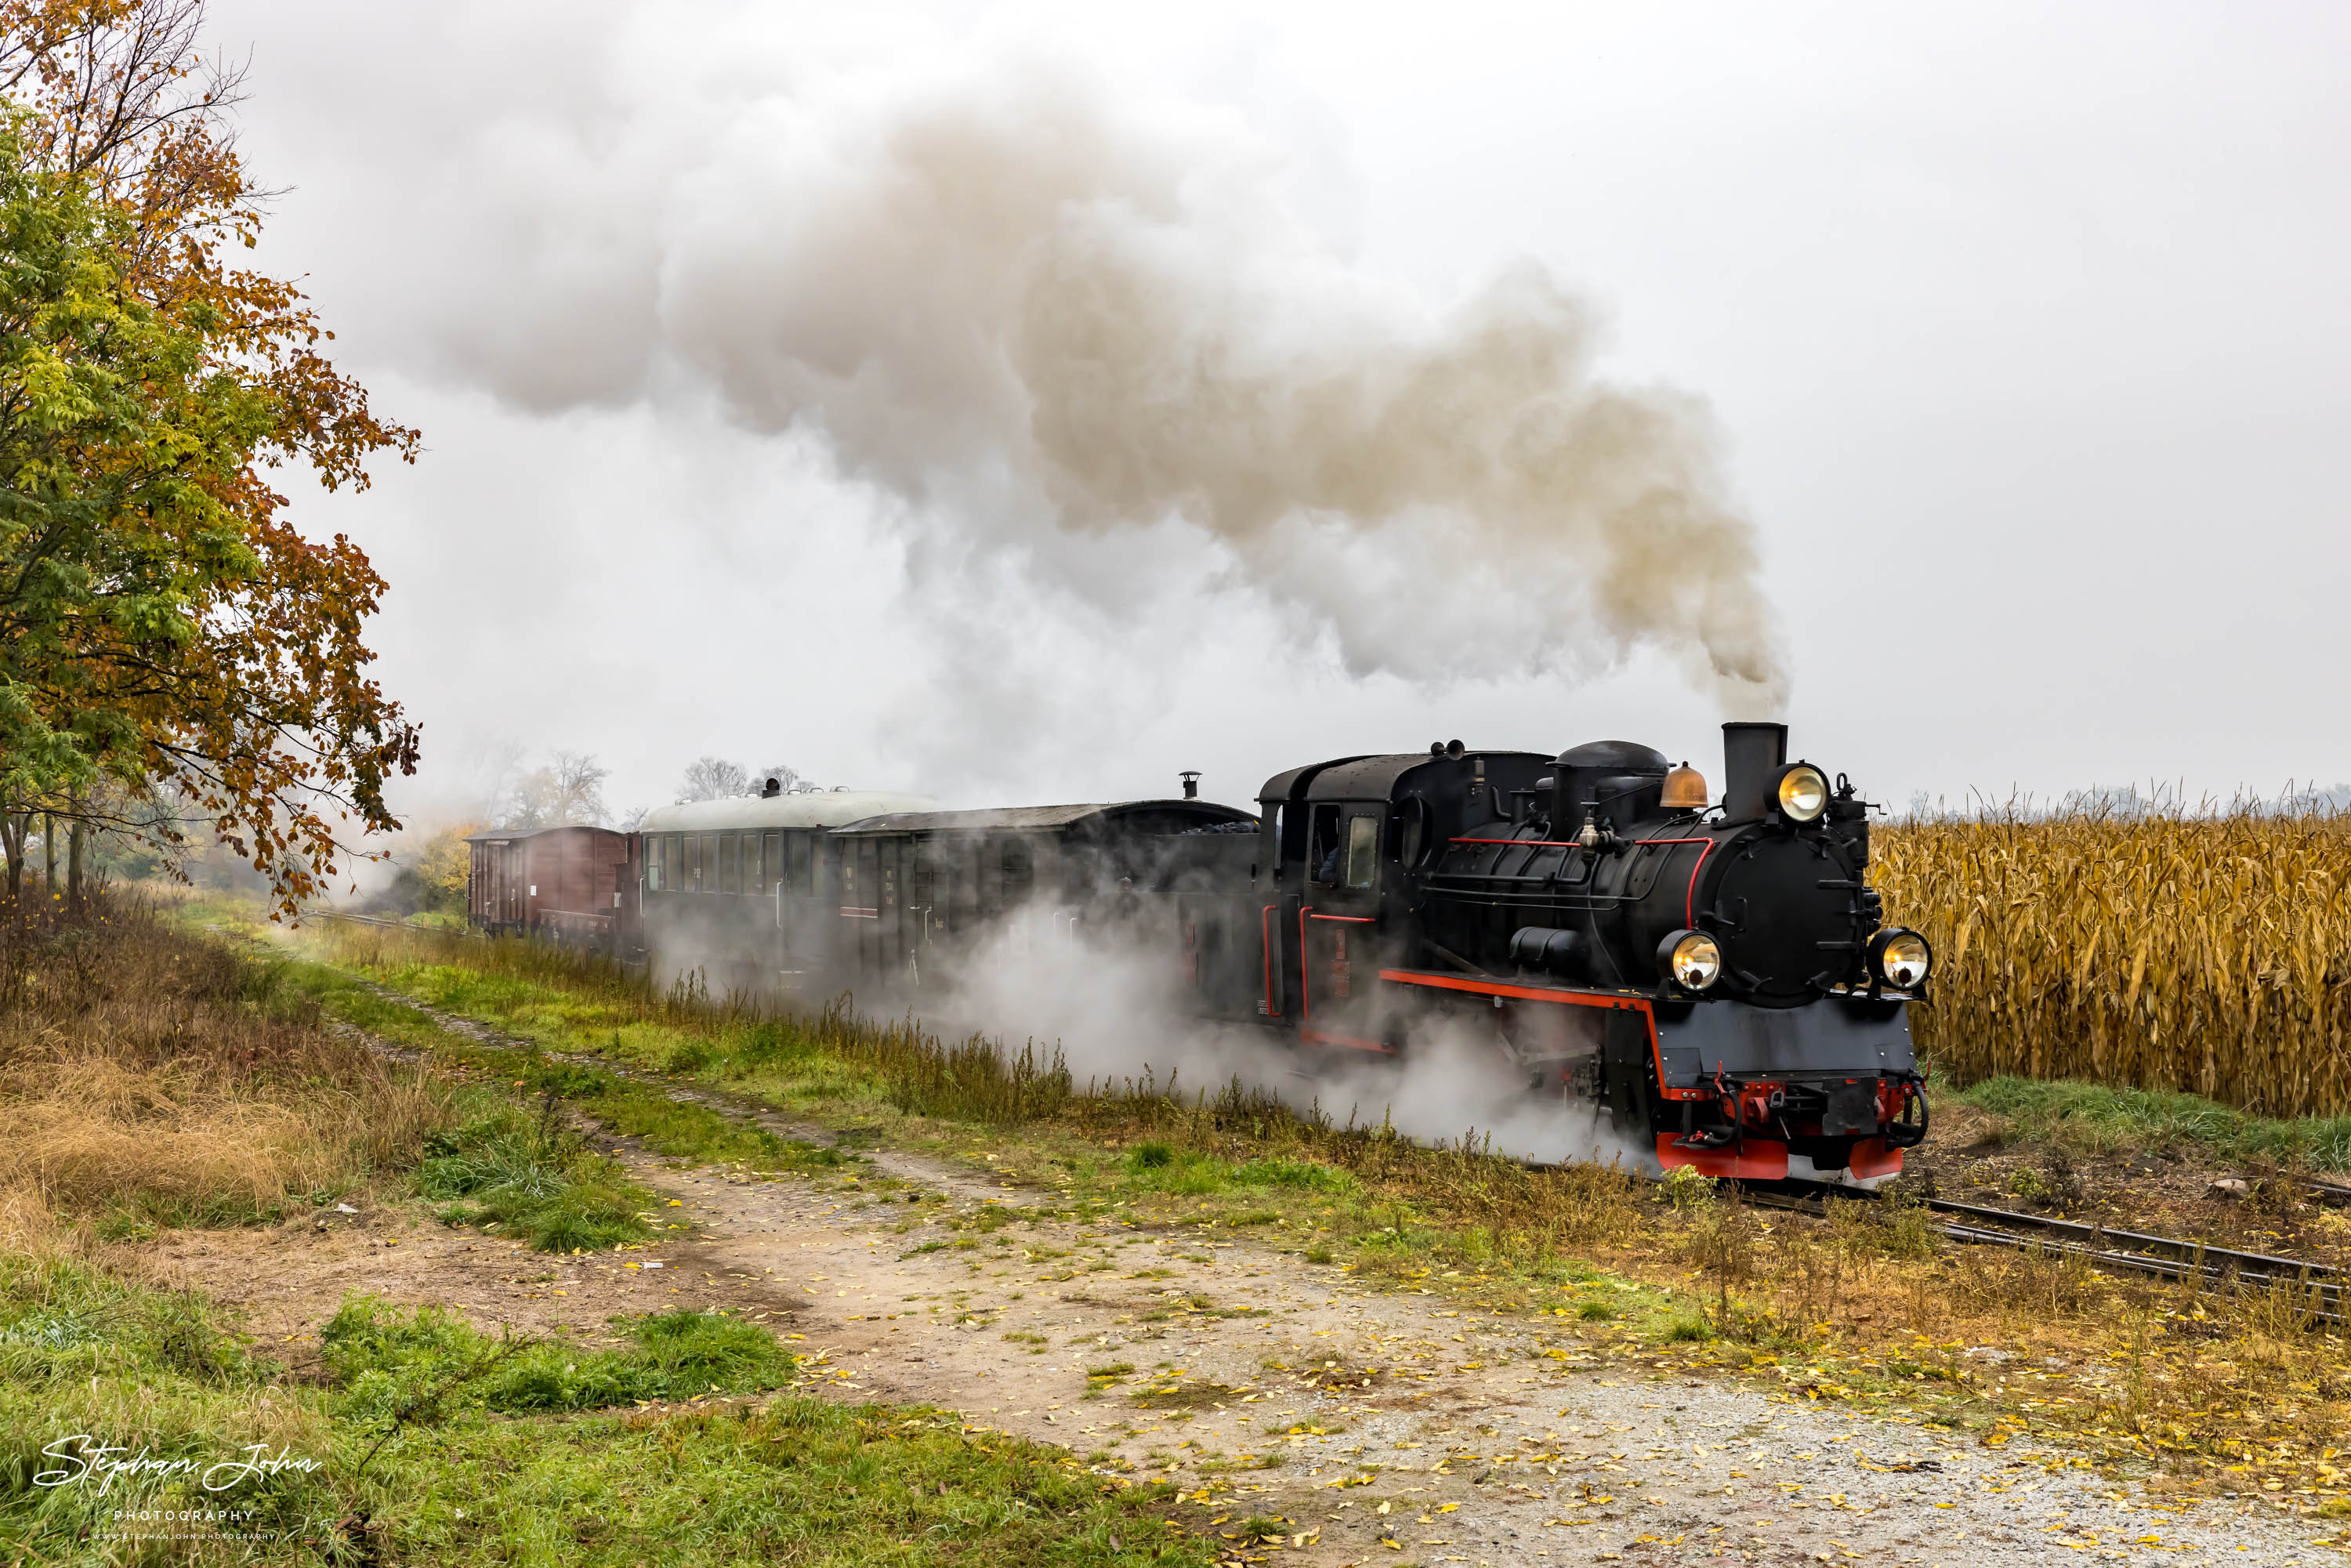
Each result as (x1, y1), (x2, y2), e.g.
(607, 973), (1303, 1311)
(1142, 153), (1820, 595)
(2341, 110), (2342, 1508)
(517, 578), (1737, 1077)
(638, 791), (938, 835)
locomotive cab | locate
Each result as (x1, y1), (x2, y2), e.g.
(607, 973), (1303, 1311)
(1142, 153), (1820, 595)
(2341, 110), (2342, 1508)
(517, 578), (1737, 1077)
(1246, 748), (1551, 1049)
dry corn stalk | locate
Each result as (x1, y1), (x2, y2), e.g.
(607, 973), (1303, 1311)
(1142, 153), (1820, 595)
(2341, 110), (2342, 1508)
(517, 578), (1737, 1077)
(1875, 809), (2351, 1117)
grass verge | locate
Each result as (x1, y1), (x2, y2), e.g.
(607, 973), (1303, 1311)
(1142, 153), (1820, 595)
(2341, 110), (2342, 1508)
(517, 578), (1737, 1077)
(1948, 1074), (2351, 1169)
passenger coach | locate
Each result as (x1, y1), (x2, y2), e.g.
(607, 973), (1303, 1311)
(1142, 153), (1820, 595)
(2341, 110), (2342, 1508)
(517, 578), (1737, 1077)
(636, 786), (936, 998)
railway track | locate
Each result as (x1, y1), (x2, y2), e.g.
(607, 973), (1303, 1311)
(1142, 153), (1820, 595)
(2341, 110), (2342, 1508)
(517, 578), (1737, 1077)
(2301, 1175), (2351, 1207)
(1737, 1182), (2346, 1327)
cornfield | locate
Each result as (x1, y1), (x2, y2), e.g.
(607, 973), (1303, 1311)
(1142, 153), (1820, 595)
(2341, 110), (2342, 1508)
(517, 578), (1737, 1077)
(1874, 809), (2351, 1117)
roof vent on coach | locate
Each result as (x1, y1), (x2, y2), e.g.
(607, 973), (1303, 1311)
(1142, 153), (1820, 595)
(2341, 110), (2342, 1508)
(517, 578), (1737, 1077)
(762, 775), (783, 798)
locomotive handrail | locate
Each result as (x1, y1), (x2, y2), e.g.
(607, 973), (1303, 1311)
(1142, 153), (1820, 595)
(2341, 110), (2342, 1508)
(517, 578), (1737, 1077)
(1260, 902), (1281, 1018)
(1299, 904), (1311, 1019)
(1629, 835), (1715, 932)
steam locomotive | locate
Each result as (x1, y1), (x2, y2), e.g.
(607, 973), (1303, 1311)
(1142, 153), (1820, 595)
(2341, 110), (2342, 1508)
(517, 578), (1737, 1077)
(1178, 721), (1931, 1184)
(467, 721), (1930, 1185)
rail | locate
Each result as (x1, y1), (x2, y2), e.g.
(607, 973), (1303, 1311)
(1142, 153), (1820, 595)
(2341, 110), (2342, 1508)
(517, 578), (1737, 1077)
(1734, 1182), (2345, 1327)
(295, 907), (417, 929)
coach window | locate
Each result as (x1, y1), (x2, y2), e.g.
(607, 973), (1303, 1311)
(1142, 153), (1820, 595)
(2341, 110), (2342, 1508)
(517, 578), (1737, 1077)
(719, 833), (741, 894)
(743, 831), (763, 893)
(761, 831), (781, 893)
(1307, 804), (1342, 886)
(683, 832), (701, 892)
(646, 836), (665, 893)
(1344, 812), (1380, 890)
(664, 834), (680, 892)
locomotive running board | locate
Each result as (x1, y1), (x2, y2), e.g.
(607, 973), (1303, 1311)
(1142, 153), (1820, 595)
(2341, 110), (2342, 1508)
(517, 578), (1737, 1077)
(1376, 968), (1654, 1015)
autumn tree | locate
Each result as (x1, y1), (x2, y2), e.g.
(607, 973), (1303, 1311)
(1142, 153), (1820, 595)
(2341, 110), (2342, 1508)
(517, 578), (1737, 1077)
(399, 820), (474, 916)
(0, 0), (418, 920)
(495, 751), (610, 830)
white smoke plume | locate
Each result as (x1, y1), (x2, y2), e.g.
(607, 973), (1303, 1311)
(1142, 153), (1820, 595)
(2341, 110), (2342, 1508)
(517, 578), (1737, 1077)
(888, 910), (1661, 1175)
(422, 59), (1788, 712)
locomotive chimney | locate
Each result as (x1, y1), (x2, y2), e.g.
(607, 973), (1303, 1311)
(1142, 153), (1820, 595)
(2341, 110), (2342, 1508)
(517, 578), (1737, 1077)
(1179, 770), (1201, 800)
(1722, 721), (1788, 821)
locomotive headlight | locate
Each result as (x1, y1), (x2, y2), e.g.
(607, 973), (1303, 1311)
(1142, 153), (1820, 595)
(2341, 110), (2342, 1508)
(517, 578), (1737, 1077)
(1776, 764), (1830, 823)
(1657, 929), (1722, 992)
(1867, 926), (1933, 990)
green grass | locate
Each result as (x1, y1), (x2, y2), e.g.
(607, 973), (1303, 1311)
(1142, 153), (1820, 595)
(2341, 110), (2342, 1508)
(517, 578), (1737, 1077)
(1951, 1075), (2351, 1171)
(266, 951), (859, 1182)
(418, 1103), (653, 1251)
(0, 1255), (1209, 1565)
(323, 1296), (795, 1417)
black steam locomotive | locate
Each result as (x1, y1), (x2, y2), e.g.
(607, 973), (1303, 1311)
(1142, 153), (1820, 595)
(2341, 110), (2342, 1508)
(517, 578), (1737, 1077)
(480, 721), (1930, 1186)
(1178, 721), (1931, 1184)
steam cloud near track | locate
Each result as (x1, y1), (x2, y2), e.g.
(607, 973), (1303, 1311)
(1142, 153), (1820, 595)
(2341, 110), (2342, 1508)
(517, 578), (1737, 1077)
(430, 61), (1788, 711)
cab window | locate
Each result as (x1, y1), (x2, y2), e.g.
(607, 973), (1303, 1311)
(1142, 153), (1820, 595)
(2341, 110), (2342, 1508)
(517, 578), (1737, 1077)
(1308, 805), (1341, 886)
(1344, 813), (1380, 890)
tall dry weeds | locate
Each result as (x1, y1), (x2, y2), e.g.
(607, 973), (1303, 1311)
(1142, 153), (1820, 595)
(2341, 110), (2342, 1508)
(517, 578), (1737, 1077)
(0, 898), (455, 1227)
(1876, 809), (2351, 1117)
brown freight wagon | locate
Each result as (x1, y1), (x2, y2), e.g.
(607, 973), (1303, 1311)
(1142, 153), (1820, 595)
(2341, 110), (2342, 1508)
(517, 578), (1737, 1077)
(465, 825), (642, 955)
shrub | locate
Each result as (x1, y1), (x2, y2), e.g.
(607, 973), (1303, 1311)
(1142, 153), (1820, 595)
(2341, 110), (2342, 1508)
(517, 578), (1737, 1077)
(1660, 1165), (1716, 1211)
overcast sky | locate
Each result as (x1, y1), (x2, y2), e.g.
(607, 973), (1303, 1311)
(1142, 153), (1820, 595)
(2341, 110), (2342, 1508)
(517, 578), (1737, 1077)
(210, 0), (2351, 825)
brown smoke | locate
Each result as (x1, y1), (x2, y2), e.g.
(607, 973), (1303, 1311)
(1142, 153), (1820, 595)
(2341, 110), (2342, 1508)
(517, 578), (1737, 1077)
(446, 66), (1788, 708)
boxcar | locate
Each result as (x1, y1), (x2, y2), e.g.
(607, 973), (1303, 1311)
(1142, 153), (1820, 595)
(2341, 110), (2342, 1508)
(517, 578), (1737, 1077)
(465, 824), (641, 951)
